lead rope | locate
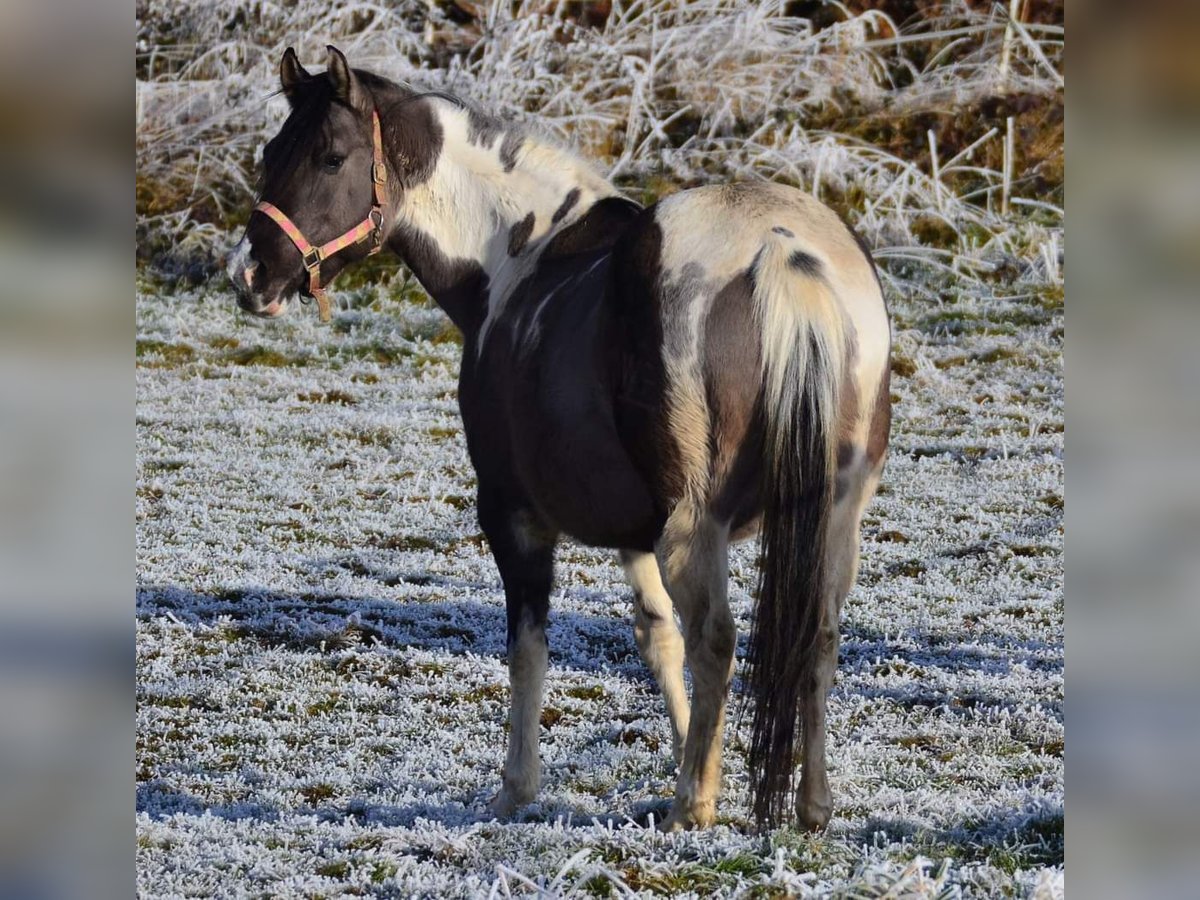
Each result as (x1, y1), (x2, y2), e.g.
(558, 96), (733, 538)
(255, 109), (390, 323)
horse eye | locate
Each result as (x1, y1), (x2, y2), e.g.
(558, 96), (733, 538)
(322, 153), (345, 172)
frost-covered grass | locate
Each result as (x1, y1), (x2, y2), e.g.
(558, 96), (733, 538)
(136, 272), (1063, 897)
(135, 0), (1063, 293)
(135, 0), (1064, 892)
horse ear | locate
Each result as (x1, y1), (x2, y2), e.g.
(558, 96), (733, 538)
(325, 45), (361, 107)
(279, 47), (311, 102)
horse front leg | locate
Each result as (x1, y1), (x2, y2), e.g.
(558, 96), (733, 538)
(479, 491), (557, 818)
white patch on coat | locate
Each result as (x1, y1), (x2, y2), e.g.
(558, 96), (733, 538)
(390, 101), (620, 350)
(654, 182), (890, 454)
(661, 280), (714, 500)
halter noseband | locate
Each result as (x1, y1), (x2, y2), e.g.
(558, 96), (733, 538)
(254, 109), (389, 322)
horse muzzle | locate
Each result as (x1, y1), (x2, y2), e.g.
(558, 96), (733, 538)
(227, 244), (290, 318)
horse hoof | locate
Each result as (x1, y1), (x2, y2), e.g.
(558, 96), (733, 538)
(796, 800), (832, 832)
(659, 801), (715, 831)
(658, 810), (690, 832)
(488, 789), (528, 819)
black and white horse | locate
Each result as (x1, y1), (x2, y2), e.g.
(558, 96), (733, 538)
(227, 46), (891, 831)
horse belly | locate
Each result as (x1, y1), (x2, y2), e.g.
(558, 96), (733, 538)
(501, 355), (662, 547)
(514, 399), (664, 550)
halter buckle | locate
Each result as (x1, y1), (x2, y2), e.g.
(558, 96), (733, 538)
(302, 247), (323, 271)
(372, 161), (388, 185)
(366, 208), (384, 253)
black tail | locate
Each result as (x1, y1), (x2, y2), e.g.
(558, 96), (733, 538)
(745, 241), (843, 829)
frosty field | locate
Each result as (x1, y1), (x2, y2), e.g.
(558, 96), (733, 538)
(135, 0), (1064, 892)
(135, 274), (1063, 897)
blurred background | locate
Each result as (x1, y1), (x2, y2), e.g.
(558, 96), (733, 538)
(8, 0), (1198, 895)
(1070, 1), (1200, 897)
(1, 0), (128, 897)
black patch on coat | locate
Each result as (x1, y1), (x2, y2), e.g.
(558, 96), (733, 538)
(454, 196), (663, 552)
(552, 188), (581, 224)
(466, 107), (503, 147)
(543, 196), (643, 260)
(508, 212), (536, 257)
(387, 222), (488, 337)
(772, 226), (794, 237)
(500, 131), (524, 172)
(788, 250), (822, 277)
(606, 211), (684, 519)
(377, 87), (444, 188)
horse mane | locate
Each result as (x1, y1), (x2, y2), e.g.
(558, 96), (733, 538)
(260, 65), (608, 206)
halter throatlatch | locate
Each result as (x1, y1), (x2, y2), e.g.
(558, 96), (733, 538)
(254, 109), (389, 322)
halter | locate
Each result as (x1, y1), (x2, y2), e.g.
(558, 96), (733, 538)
(254, 109), (389, 322)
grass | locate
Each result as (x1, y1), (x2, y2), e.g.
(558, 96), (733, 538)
(135, 0), (1063, 302)
(135, 3), (1063, 897)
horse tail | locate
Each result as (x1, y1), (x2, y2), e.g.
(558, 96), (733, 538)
(745, 235), (846, 829)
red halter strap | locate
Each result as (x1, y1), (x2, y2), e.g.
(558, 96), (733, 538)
(254, 109), (389, 322)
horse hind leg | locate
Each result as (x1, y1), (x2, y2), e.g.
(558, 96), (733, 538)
(621, 550), (690, 764)
(796, 453), (882, 830)
(657, 505), (734, 831)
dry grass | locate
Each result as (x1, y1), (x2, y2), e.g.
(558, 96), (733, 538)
(135, 0), (1063, 295)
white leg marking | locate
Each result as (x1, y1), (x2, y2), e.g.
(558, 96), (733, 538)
(621, 550), (690, 763)
(657, 508), (734, 831)
(491, 621), (547, 816)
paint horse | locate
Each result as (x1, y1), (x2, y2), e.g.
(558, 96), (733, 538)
(228, 47), (891, 831)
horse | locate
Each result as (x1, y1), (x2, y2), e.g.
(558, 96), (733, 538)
(227, 46), (891, 832)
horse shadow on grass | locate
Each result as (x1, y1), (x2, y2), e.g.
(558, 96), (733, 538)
(135, 575), (645, 676)
(850, 799), (1065, 869)
(136, 576), (1060, 832)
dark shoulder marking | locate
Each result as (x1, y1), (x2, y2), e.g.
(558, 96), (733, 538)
(543, 196), (643, 259)
(380, 94), (443, 188)
(552, 188), (581, 224)
(508, 212), (536, 257)
(788, 250), (822, 277)
(772, 226), (794, 237)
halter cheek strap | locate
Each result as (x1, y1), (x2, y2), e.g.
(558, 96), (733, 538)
(254, 109), (389, 323)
